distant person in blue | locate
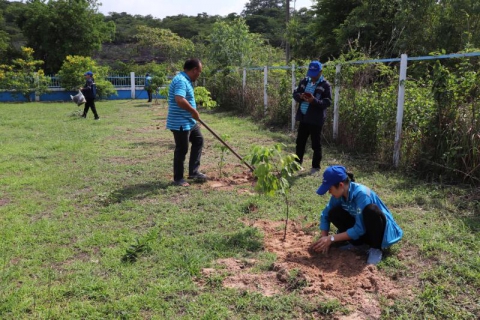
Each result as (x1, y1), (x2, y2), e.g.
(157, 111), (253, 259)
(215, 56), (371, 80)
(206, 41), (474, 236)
(166, 58), (206, 187)
(292, 60), (332, 175)
(310, 165), (403, 265)
(80, 71), (99, 120)
(145, 73), (153, 102)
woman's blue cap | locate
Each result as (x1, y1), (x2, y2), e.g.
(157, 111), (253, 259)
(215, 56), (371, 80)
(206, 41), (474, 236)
(84, 71), (93, 76)
(316, 165), (348, 195)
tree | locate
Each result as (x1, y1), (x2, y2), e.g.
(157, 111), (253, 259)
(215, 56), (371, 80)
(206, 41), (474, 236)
(248, 144), (301, 240)
(309, 0), (480, 60)
(57, 55), (116, 99)
(135, 25), (194, 69)
(309, 0), (362, 59)
(0, 0), (27, 64)
(16, 0), (115, 73)
(207, 18), (265, 68)
(0, 46), (49, 101)
(0, 8), (10, 55)
(242, 0), (285, 47)
(159, 13), (220, 40)
(286, 8), (318, 60)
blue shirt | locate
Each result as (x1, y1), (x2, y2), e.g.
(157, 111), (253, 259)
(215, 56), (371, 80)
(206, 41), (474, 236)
(145, 76), (152, 87)
(166, 72), (197, 131)
(300, 76), (324, 115)
(320, 182), (403, 249)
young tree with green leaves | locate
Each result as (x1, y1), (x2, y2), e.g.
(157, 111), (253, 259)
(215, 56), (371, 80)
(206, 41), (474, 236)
(248, 144), (301, 240)
(57, 55), (116, 99)
(0, 46), (49, 102)
(207, 18), (266, 68)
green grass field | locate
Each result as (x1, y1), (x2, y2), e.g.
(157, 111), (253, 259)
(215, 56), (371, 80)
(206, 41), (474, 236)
(0, 100), (479, 319)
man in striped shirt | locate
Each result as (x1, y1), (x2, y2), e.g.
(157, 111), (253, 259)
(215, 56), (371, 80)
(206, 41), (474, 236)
(166, 58), (205, 187)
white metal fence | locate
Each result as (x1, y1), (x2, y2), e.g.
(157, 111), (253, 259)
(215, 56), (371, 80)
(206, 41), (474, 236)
(235, 52), (480, 167)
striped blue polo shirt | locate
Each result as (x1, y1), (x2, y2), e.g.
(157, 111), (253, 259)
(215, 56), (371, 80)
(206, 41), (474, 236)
(300, 76), (324, 115)
(166, 72), (197, 131)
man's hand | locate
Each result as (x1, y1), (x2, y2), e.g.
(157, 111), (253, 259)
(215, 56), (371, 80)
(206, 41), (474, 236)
(300, 92), (314, 103)
(309, 236), (331, 254)
(191, 109), (200, 121)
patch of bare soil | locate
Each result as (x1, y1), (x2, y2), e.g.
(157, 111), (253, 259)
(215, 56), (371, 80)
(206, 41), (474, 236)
(200, 220), (412, 319)
(200, 165), (256, 193)
(0, 198), (10, 206)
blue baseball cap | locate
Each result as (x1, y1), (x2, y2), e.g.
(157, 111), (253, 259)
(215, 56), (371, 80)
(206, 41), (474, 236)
(316, 165), (348, 195)
(84, 71), (93, 76)
(307, 61), (322, 78)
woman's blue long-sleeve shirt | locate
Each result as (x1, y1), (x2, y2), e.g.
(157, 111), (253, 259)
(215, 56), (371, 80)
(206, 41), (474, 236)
(320, 182), (403, 249)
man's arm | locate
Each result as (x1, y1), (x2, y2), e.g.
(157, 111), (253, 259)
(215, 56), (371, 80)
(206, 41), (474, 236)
(174, 95), (200, 120)
(292, 79), (306, 103)
(305, 82), (332, 108)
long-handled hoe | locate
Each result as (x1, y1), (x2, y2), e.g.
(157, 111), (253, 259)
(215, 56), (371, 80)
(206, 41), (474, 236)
(198, 119), (255, 172)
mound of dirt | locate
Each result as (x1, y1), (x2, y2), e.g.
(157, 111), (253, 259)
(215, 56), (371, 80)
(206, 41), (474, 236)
(199, 219), (410, 319)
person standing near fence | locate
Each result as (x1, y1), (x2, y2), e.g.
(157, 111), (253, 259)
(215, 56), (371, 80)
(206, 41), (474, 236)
(80, 71), (99, 120)
(145, 73), (153, 103)
(166, 58), (206, 187)
(292, 60), (331, 175)
(309, 165), (403, 265)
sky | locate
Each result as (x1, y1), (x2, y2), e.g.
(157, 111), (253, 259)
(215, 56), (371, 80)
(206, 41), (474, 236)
(94, 0), (313, 19)
(9, 0), (314, 19)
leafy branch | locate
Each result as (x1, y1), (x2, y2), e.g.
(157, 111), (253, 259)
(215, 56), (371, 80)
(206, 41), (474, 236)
(248, 144), (301, 240)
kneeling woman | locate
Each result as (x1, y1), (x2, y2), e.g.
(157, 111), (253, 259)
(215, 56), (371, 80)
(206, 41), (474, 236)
(310, 165), (403, 265)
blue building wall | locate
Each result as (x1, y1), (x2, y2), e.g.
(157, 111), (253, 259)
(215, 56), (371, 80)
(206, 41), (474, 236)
(39, 90), (77, 101)
(0, 91), (36, 102)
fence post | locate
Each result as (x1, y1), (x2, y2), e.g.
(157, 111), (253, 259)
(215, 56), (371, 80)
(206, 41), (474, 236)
(291, 63), (296, 132)
(243, 67), (246, 107)
(34, 72), (40, 102)
(393, 54), (408, 167)
(130, 72), (135, 99)
(263, 66), (268, 114)
(333, 64), (341, 140)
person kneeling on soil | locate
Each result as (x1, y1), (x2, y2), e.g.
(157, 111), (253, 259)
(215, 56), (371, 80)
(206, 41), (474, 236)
(309, 165), (403, 265)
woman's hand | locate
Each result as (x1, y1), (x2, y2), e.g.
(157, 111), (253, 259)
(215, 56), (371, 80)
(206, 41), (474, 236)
(309, 236), (331, 254)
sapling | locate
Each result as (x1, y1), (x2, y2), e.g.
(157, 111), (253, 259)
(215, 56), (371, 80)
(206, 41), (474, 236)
(215, 134), (231, 177)
(248, 144), (301, 240)
(121, 229), (158, 263)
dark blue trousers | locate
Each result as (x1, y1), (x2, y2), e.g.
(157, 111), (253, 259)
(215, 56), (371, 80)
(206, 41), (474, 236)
(171, 124), (204, 181)
(328, 204), (386, 249)
(295, 122), (323, 169)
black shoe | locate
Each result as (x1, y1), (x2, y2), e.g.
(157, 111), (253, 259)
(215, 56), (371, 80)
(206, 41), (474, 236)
(81, 114), (86, 118)
(188, 172), (207, 182)
(94, 117), (100, 120)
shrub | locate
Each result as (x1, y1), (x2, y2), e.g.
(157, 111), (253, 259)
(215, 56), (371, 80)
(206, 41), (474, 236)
(0, 47), (49, 102)
(58, 55), (116, 99)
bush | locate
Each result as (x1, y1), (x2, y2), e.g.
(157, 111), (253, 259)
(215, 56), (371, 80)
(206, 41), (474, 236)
(0, 47), (49, 102)
(57, 55), (116, 99)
